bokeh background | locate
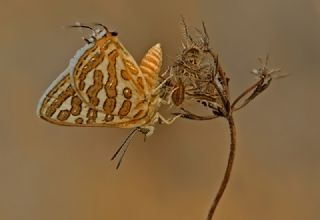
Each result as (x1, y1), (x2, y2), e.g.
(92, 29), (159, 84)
(1, 0), (320, 219)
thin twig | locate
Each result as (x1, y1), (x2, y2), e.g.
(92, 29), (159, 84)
(207, 51), (229, 113)
(207, 115), (236, 220)
(172, 107), (218, 120)
(231, 79), (263, 111)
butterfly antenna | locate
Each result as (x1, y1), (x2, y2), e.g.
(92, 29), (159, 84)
(69, 23), (95, 32)
(111, 128), (140, 169)
(69, 23), (97, 42)
(92, 23), (109, 33)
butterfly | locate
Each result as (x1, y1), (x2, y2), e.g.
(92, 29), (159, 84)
(36, 23), (180, 167)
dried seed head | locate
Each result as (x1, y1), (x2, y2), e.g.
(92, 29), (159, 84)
(162, 19), (226, 115)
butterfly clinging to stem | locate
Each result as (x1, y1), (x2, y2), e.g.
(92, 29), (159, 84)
(37, 23), (180, 167)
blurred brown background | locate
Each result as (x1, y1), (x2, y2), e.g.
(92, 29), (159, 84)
(1, 0), (320, 220)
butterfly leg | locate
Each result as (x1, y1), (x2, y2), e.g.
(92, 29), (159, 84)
(139, 126), (155, 137)
(152, 69), (173, 94)
(157, 112), (181, 125)
(160, 87), (179, 106)
(138, 113), (181, 142)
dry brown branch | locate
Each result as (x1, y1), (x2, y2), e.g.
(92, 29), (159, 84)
(207, 115), (236, 220)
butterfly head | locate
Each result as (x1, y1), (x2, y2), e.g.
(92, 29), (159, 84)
(70, 22), (119, 43)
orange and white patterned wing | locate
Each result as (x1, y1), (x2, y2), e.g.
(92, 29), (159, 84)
(37, 30), (162, 128)
(139, 43), (162, 91)
(37, 68), (150, 128)
(69, 31), (162, 124)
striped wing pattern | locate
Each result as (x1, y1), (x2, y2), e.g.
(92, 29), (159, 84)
(37, 30), (162, 128)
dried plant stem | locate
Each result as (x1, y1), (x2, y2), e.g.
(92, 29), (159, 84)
(168, 20), (280, 220)
(179, 108), (219, 120)
(231, 79), (263, 111)
(207, 115), (236, 220)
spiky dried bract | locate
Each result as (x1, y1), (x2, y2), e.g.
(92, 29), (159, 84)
(162, 17), (228, 118)
(164, 18), (283, 119)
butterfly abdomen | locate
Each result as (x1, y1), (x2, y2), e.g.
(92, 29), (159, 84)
(140, 43), (162, 89)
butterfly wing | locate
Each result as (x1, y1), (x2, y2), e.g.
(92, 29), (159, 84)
(68, 32), (156, 121)
(37, 68), (151, 127)
(37, 31), (162, 128)
(139, 43), (162, 91)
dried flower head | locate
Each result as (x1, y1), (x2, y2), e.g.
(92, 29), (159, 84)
(162, 17), (229, 118)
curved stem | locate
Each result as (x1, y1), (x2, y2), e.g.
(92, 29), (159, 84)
(207, 115), (236, 220)
(231, 79), (262, 110)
